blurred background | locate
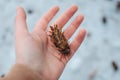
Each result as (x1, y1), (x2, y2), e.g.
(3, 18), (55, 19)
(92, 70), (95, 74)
(0, 0), (120, 80)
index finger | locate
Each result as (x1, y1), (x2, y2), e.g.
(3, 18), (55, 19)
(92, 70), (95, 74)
(34, 6), (59, 32)
(54, 5), (78, 28)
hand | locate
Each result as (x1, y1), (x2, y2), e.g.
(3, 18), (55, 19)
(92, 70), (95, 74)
(15, 5), (86, 80)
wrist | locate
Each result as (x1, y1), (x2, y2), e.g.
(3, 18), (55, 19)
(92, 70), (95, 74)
(4, 64), (42, 80)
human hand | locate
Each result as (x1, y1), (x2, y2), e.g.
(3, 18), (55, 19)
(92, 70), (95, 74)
(15, 5), (86, 80)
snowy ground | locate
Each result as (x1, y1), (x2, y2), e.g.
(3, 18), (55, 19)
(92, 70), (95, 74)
(0, 0), (120, 80)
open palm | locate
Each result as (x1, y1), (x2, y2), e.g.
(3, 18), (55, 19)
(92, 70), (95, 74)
(15, 5), (86, 80)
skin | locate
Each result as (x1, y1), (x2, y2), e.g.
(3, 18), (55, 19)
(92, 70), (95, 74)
(15, 5), (86, 80)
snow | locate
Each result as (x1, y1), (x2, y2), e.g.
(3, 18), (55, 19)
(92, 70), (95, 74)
(0, 0), (120, 80)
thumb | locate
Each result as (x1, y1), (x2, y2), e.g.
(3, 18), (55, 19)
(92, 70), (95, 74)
(15, 6), (28, 39)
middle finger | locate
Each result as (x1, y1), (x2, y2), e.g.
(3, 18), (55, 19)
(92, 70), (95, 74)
(54, 5), (78, 28)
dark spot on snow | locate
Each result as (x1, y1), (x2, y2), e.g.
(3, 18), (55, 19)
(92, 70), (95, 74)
(27, 9), (33, 14)
(102, 16), (107, 24)
(5, 27), (11, 32)
(2, 35), (6, 40)
(116, 1), (120, 11)
(87, 32), (92, 38)
(112, 61), (118, 71)
(1, 74), (5, 78)
(103, 38), (109, 44)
